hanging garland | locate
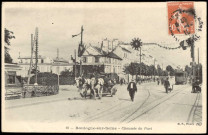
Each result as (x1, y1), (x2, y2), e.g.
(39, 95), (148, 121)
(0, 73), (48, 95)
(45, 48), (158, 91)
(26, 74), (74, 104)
(143, 43), (182, 50)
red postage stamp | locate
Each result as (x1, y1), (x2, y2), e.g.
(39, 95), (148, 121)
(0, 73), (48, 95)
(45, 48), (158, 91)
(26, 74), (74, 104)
(168, 2), (195, 35)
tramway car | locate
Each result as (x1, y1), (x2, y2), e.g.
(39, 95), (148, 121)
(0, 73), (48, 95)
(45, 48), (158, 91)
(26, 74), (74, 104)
(175, 71), (187, 85)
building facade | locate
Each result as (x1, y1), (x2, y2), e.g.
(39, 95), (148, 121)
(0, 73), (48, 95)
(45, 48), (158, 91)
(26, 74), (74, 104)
(17, 55), (73, 77)
(80, 38), (134, 81)
(4, 63), (22, 86)
(81, 45), (122, 75)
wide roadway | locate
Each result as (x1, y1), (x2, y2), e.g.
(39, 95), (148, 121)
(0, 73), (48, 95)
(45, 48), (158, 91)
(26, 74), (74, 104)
(4, 80), (201, 124)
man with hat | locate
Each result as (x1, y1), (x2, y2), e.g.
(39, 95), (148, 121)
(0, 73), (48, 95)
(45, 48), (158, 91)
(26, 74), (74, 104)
(127, 79), (137, 101)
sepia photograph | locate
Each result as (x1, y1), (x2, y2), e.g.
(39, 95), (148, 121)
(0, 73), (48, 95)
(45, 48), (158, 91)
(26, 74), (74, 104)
(1, 2), (207, 133)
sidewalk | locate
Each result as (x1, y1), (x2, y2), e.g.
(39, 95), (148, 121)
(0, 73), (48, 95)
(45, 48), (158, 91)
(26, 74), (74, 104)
(5, 85), (79, 109)
(5, 82), (165, 109)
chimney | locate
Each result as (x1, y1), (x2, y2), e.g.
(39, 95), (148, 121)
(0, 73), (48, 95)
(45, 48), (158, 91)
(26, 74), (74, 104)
(102, 38), (109, 53)
(112, 39), (119, 50)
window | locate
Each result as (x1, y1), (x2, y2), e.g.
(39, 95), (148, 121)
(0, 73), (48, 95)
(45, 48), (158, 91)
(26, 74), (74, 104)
(105, 57), (108, 63)
(83, 57), (87, 63)
(95, 57), (99, 63)
(41, 59), (44, 63)
(8, 75), (15, 84)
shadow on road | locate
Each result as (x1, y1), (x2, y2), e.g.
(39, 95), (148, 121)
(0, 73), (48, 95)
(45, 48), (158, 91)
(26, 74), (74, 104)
(118, 98), (131, 101)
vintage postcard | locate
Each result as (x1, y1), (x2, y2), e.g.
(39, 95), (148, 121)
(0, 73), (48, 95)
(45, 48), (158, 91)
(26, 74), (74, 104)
(1, 2), (207, 133)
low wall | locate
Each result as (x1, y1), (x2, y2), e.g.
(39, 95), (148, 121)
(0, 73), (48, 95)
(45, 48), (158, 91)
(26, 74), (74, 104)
(22, 85), (59, 98)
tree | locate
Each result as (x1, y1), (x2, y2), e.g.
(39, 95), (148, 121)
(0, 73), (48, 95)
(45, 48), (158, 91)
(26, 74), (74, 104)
(123, 62), (139, 76)
(60, 69), (73, 77)
(149, 65), (156, 76)
(157, 65), (163, 76)
(4, 28), (15, 63)
(166, 65), (175, 76)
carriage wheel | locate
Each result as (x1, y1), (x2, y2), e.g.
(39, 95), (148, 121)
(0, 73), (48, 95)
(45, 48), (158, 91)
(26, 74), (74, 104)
(110, 90), (113, 97)
(90, 90), (94, 99)
(83, 91), (87, 99)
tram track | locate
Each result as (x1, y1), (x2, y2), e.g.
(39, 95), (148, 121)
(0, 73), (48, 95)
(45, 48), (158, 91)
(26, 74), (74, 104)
(187, 92), (199, 122)
(83, 100), (126, 122)
(84, 86), (189, 123)
(186, 91), (201, 123)
(83, 84), (151, 122)
(192, 93), (201, 123)
(85, 84), (189, 122)
(122, 85), (191, 123)
(120, 88), (151, 122)
(192, 93), (202, 123)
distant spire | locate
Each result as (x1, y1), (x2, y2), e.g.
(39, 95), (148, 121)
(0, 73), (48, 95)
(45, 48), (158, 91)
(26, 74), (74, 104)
(57, 48), (59, 59)
(19, 52), (20, 58)
(101, 41), (103, 49)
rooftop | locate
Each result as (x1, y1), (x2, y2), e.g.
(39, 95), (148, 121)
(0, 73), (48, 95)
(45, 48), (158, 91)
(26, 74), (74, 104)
(53, 57), (69, 63)
(18, 55), (46, 59)
(92, 46), (122, 60)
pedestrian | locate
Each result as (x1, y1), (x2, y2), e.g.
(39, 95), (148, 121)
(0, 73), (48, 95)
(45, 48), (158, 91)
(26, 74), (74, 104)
(120, 79), (123, 85)
(113, 79), (117, 84)
(157, 78), (160, 85)
(127, 79), (137, 102)
(161, 78), (164, 85)
(164, 77), (170, 93)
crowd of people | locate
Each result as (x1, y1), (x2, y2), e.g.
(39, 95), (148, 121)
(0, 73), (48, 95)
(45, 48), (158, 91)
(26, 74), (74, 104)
(75, 75), (173, 101)
(75, 75), (117, 99)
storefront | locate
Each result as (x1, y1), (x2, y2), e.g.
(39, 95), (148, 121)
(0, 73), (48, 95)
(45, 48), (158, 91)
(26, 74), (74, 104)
(5, 63), (22, 86)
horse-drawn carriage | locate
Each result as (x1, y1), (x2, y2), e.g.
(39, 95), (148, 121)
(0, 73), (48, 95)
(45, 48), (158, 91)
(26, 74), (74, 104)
(77, 74), (117, 99)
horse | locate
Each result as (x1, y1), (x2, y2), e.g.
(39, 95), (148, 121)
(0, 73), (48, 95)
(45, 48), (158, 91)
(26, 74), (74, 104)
(94, 78), (104, 99)
(75, 77), (80, 88)
(80, 78), (91, 98)
(89, 77), (97, 98)
(75, 77), (85, 92)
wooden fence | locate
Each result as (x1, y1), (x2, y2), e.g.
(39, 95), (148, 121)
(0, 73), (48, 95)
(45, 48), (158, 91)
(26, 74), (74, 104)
(22, 85), (59, 98)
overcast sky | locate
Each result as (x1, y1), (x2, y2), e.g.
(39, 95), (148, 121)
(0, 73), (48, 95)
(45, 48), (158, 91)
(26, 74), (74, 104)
(3, 2), (205, 69)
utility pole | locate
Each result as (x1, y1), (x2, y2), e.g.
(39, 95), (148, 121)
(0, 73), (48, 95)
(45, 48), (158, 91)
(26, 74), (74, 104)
(80, 26), (83, 76)
(74, 49), (77, 79)
(27, 34), (34, 85)
(198, 48), (200, 78)
(191, 39), (195, 91)
(154, 58), (156, 82)
(139, 47), (142, 83)
(35, 27), (38, 85)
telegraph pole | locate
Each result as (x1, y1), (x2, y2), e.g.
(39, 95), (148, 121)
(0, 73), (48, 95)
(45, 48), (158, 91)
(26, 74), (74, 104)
(74, 49), (77, 79)
(27, 34), (34, 84)
(139, 47), (142, 83)
(35, 27), (38, 85)
(191, 39), (195, 91)
(198, 48), (200, 78)
(154, 58), (156, 82)
(80, 26), (83, 76)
